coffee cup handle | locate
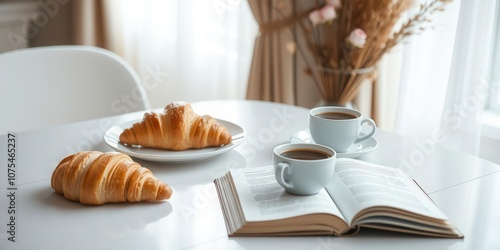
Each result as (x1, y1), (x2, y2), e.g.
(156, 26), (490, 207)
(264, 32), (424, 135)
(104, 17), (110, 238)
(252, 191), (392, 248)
(275, 162), (294, 190)
(355, 118), (376, 144)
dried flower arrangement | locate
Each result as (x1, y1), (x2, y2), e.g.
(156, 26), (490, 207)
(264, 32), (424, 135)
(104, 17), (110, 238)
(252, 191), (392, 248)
(288, 0), (452, 105)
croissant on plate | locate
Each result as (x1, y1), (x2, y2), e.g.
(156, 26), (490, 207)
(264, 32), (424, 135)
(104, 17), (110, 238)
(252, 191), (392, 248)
(51, 151), (173, 205)
(119, 102), (232, 150)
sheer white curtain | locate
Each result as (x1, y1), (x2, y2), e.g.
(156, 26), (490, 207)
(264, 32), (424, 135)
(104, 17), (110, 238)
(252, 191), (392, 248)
(104, 0), (258, 108)
(394, 0), (497, 155)
(439, 0), (497, 155)
(394, 0), (460, 138)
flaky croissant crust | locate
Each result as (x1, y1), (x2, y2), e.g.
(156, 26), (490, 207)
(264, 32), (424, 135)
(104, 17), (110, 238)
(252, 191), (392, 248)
(119, 102), (232, 150)
(51, 151), (172, 205)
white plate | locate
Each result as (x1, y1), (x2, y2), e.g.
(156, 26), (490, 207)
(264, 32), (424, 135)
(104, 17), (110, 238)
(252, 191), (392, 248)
(290, 129), (378, 158)
(104, 119), (245, 163)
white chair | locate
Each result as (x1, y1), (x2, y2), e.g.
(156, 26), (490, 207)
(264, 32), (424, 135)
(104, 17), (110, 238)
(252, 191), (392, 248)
(0, 45), (151, 135)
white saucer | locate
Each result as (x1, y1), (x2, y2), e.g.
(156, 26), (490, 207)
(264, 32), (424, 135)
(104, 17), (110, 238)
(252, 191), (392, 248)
(290, 129), (378, 158)
(104, 119), (245, 163)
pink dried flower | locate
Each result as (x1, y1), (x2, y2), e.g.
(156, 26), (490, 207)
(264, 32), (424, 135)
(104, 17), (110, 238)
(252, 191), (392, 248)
(320, 5), (336, 22)
(308, 10), (322, 26)
(309, 5), (337, 26)
(346, 28), (367, 48)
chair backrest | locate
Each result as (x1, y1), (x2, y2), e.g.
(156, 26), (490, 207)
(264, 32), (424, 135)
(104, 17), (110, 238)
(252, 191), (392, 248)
(0, 45), (150, 135)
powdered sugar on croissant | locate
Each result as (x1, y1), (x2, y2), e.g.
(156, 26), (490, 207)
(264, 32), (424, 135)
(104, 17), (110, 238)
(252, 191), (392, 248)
(119, 102), (232, 150)
(51, 151), (172, 205)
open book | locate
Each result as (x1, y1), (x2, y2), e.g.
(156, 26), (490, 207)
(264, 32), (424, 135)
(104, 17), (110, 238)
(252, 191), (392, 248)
(214, 158), (463, 238)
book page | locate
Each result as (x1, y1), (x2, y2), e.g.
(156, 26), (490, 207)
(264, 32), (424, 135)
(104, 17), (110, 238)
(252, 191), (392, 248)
(230, 166), (345, 223)
(325, 159), (448, 226)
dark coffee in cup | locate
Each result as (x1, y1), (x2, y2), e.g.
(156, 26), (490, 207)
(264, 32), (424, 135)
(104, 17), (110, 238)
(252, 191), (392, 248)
(309, 106), (377, 153)
(315, 112), (358, 120)
(274, 143), (336, 195)
(280, 148), (331, 160)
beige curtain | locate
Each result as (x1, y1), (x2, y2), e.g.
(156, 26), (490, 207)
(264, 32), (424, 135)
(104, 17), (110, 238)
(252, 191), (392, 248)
(70, 0), (109, 48)
(246, 0), (295, 105)
(68, 1), (139, 70)
(69, 0), (144, 71)
(247, 0), (335, 107)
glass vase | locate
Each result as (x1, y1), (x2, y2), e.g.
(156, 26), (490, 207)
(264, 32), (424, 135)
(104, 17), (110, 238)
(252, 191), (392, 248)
(315, 67), (374, 106)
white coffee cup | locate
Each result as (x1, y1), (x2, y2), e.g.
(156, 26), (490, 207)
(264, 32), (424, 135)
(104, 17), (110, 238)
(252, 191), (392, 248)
(273, 143), (336, 195)
(309, 106), (376, 153)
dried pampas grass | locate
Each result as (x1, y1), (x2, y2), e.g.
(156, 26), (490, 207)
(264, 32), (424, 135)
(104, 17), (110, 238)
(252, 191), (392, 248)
(290, 0), (452, 104)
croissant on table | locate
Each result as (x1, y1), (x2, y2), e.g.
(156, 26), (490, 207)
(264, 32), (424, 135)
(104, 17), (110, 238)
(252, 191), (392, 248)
(119, 102), (232, 151)
(51, 151), (173, 205)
